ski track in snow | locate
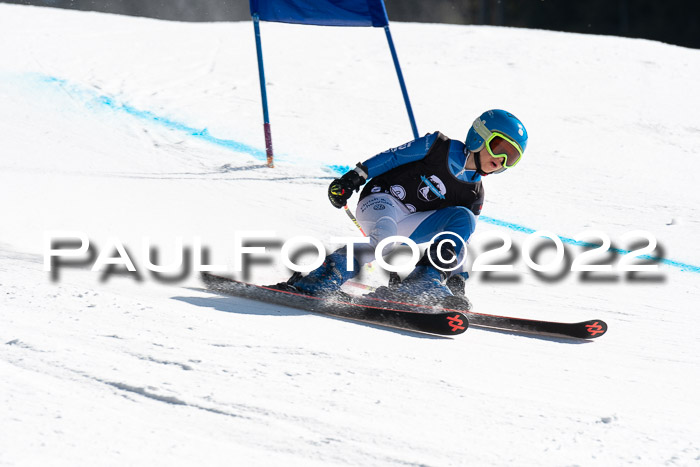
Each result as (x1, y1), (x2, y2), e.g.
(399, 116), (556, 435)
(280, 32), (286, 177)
(1, 4), (700, 466)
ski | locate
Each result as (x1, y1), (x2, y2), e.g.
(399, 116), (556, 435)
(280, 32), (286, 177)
(464, 312), (606, 339)
(349, 292), (607, 340)
(200, 273), (468, 336)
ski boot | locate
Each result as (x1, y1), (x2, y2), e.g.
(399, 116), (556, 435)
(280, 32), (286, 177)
(272, 250), (359, 300)
(443, 273), (472, 311)
(368, 242), (472, 311)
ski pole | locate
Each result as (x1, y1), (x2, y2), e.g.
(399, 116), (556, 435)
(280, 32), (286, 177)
(343, 204), (402, 288)
(343, 205), (367, 236)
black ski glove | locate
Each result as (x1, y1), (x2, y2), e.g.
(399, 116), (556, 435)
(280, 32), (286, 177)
(328, 163), (368, 209)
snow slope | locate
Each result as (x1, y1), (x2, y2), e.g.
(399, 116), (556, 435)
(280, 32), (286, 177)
(1, 4), (700, 465)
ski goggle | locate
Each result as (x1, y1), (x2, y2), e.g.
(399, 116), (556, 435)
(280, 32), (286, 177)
(485, 132), (523, 172)
(472, 119), (524, 172)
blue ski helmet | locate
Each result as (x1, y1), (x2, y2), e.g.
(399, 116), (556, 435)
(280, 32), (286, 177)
(466, 109), (528, 155)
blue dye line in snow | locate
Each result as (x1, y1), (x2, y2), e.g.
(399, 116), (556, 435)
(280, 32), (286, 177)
(29, 73), (350, 171)
(34, 74), (351, 172)
(328, 164), (352, 174)
(480, 216), (700, 274)
(21, 73), (699, 274)
(35, 74), (271, 160)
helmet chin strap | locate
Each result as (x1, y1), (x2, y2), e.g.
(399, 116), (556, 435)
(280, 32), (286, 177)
(462, 148), (490, 180)
(471, 150), (489, 178)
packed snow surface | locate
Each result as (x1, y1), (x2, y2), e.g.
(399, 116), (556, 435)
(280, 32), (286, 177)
(1, 4), (699, 466)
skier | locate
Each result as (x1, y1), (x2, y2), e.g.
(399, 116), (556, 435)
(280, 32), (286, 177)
(278, 109), (528, 309)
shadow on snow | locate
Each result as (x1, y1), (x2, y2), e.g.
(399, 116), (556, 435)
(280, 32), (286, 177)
(173, 292), (450, 340)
